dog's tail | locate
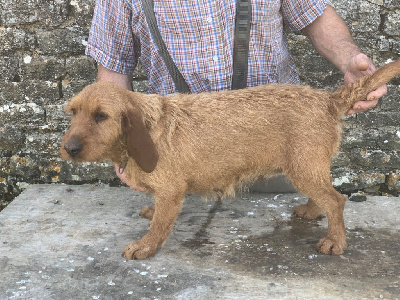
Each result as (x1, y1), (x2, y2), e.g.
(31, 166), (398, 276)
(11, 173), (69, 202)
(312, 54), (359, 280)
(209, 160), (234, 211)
(330, 59), (400, 117)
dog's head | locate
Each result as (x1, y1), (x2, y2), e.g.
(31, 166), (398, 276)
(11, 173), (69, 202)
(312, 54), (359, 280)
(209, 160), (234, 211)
(61, 82), (159, 173)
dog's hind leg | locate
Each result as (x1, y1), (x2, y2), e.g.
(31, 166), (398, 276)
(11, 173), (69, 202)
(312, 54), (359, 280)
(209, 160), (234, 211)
(287, 164), (346, 255)
(314, 189), (346, 255)
(139, 205), (155, 220)
(123, 187), (186, 259)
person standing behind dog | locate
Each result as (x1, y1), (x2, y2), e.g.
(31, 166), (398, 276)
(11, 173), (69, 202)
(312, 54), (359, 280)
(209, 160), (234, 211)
(85, 0), (387, 187)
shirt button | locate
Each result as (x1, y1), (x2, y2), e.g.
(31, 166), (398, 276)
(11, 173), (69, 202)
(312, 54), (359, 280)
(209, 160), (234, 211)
(213, 55), (218, 62)
(206, 17), (212, 23)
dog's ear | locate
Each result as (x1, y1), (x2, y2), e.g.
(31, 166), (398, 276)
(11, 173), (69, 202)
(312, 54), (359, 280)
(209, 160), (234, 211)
(123, 106), (159, 173)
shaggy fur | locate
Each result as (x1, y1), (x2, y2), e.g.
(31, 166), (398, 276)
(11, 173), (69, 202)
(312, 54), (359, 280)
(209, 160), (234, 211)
(61, 59), (400, 260)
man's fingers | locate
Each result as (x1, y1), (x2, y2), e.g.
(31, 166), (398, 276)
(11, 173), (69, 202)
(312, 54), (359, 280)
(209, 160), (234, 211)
(348, 99), (379, 114)
(357, 60), (369, 72)
(352, 53), (375, 74)
(367, 84), (387, 101)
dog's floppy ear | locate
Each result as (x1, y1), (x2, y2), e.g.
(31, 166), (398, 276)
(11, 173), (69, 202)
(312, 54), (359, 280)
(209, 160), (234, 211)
(123, 105), (159, 173)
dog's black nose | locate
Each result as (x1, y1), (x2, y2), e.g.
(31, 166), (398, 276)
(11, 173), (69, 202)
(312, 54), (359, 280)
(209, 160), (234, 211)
(64, 140), (83, 157)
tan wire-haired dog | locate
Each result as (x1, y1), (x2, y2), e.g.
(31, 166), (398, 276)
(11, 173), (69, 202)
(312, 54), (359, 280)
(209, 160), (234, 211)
(61, 59), (400, 260)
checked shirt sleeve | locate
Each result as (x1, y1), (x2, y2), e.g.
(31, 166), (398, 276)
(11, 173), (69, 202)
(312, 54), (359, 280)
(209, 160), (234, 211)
(85, 0), (139, 75)
(281, 0), (328, 32)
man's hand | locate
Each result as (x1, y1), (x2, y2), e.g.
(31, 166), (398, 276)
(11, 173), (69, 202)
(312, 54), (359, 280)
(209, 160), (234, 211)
(344, 53), (387, 115)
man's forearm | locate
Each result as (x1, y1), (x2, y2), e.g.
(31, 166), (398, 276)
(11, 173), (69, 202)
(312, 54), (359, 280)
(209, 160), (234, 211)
(303, 5), (361, 74)
(97, 63), (133, 91)
(303, 5), (387, 114)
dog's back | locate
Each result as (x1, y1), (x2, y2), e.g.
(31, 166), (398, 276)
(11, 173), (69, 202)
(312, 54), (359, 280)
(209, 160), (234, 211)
(153, 85), (338, 196)
(145, 59), (400, 197)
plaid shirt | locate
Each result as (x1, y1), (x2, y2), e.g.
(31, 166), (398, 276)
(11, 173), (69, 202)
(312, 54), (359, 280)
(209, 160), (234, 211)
(86, 0), (327, 95)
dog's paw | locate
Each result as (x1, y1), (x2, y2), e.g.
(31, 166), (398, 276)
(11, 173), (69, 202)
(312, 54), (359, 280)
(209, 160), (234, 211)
(122, 239), (157, 260)
(293, 204), (323, 220)
(317, 237), (345, 255)
(139, 206), (155, 220)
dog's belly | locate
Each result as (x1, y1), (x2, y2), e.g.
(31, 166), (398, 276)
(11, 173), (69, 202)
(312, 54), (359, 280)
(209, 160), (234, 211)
(185, 165), (282, 198)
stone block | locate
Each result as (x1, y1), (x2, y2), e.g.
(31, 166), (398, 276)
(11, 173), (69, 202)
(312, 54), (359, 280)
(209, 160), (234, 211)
(341, 126), (400, 151)
(65, 56), (97, 81)
(0, 28), (35, 54)
(384, 0), (400, 9)
(350, 148), (400, 169)
(377, 36), (391, 52)
(0, 101), (45, 126)
(69, 0), (96, 27)
(0, 156), (42, 180)
(384, 10), (400, 36)
(0, 81), (60, 105)
(0, 125), (26, 157)
(45, 104), (70, 125)
(356, 111), (400, 128)
(379, 85), (400, 111)
(21, 56), (66, 81)
(387, 171), (400, 192)
(0, 178), (23, 210)
(0, 0), (69, 26)
(331, 151), (351, 167)
(335, 0), (381, 33)
(0, 55), (20, 82)
(58, 160), (117, 183)
(352, 34), (382, 57)
(24, 131), (65, 158)
(359, 172), (387, 194)
(36, 27), (89, 55)
(331, 168), (387, 194)
(392, 39), (400, 54)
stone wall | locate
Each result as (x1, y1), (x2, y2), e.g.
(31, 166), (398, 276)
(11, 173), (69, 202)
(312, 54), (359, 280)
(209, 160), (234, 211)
(0, 0), (399, 209)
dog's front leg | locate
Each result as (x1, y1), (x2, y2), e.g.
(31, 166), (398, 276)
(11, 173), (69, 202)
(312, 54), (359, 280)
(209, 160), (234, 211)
(123, 189), (185, 260)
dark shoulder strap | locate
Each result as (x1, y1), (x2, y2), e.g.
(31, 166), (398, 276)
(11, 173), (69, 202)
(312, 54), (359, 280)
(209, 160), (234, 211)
(142, 0), (191, 93)
(231, 0), (252, 90)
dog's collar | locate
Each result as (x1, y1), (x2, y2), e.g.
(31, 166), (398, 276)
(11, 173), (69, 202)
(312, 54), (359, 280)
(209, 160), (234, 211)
(118, 156), (129, 174)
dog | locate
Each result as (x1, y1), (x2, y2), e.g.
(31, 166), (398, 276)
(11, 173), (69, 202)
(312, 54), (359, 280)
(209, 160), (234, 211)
(61, 59), (400, 260)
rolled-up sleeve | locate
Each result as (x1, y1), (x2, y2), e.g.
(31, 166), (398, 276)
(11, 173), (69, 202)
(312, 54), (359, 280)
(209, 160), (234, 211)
(85, 0), (139, 75)
(281, 0), (328, 32)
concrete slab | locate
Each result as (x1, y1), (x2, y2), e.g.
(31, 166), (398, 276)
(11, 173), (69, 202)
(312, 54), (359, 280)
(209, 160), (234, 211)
(1, 184), (400, 299)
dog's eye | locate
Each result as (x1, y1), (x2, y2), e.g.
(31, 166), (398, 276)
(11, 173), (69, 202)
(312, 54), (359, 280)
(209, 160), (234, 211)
(70, 108), (77, 116)
(95, 112), (109, 123)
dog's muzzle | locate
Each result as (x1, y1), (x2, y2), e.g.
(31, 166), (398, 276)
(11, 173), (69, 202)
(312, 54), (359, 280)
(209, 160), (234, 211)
(64, 139), (83, 158)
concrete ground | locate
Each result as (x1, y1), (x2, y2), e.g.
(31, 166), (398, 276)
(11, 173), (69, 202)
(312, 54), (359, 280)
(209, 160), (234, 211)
(1, 184), (400, 300)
